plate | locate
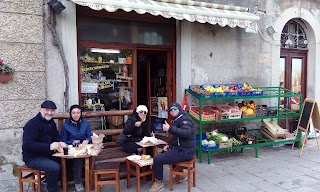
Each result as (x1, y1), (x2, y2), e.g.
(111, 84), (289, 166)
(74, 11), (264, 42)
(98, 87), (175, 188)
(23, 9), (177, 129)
(127, 155), (141, 161)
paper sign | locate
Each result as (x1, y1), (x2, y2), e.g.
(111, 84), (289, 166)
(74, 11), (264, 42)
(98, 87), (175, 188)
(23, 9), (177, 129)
(81, 82), (98, 93)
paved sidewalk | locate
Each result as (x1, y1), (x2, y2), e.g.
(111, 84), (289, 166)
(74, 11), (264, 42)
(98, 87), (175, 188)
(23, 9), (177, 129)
(101, 138), (320, 192)
(10, 138), (320, 192)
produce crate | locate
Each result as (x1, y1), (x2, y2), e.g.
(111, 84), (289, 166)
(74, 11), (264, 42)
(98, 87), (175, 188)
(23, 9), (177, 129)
(242, 111), (256, 118)
(256, 105), (269, 116)
(252, 89), (264, 96)
(219, 142), (232, 148)
(196, 134), (207, 145)
(218, 106), (242, 120)
(212, 84), (229, 97)
(238, 90), (253, 96)
(189, 106), (216, 121)
(202, 144), (219, 151)
(189, 85), (211, 98)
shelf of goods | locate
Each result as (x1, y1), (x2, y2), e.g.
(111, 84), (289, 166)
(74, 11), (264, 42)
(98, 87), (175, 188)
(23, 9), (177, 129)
(185, 86), (303, 164)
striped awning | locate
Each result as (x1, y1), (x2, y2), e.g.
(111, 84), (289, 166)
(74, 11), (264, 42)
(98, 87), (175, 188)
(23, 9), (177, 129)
(70, 0), (259, 30)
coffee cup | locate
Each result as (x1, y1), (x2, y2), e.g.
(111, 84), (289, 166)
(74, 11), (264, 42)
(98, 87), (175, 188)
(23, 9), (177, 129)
(63, 147), (68, 155)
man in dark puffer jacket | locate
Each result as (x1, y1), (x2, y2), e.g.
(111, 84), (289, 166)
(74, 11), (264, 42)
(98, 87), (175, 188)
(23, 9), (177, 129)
(149, 102), (196, 192)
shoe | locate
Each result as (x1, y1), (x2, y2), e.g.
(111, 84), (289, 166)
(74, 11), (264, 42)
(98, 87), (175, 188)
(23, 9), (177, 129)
(75, 183), (84, 192)
(40, 181), (47, 192)
(174, 175), (188, 183)
(148, 180), (164, 192)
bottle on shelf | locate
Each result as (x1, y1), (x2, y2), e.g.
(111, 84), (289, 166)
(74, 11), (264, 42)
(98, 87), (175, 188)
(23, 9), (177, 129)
(98, 71), (103, 80)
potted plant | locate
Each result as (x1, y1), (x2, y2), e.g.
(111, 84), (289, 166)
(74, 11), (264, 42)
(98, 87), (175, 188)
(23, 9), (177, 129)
(0, 58), (15, 84)
(120, 50), (132, 64)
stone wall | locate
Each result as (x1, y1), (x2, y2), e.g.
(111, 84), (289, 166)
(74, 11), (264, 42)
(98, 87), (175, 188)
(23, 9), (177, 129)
(190, 0), (320, 98)
(0, 0), (45, 190)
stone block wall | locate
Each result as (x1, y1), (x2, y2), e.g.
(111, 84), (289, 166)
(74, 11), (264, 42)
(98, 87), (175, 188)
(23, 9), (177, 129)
(0, 0), (45, 189)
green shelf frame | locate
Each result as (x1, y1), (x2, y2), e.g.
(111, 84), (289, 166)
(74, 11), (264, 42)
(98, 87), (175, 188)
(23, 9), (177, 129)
(185, 86), (303, 164)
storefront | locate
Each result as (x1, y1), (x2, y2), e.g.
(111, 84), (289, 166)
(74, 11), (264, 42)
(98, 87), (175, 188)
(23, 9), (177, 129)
(57, 0), (259, 130)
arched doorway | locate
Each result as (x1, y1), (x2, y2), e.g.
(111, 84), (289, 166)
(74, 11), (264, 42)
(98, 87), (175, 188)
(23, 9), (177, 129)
(280, 20), (308, 131)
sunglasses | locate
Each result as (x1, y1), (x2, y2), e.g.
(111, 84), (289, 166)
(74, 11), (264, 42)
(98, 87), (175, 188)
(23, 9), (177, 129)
(139, 111), (147, 114)
(170, 106), (178, 111)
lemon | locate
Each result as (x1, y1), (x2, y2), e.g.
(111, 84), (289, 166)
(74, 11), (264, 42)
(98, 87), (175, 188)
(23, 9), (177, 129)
(245, 108), (254, 115)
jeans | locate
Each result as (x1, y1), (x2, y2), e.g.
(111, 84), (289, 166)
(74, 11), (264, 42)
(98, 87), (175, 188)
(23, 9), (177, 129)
(26, 157), (61, 192)
(153, 148), (193, 180)
(73, 159), (83, 184)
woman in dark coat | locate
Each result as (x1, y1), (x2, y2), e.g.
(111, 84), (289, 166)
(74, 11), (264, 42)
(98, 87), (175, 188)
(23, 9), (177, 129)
(116, 105), (151, 154)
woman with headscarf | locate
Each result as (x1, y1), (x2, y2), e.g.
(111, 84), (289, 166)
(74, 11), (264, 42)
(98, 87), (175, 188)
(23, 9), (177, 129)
(61, 104), (92, 192)
(116, 105), (151, 154)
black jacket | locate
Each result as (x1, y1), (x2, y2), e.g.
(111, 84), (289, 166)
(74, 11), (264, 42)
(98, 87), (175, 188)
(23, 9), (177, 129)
(168, 110), (196, 154)
(116, 110), (150, 145)
(22, 112), (61, 163)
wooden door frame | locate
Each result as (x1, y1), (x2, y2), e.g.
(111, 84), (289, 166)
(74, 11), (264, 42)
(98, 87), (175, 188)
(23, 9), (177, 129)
(136, 48), (176, 129)
(280, 48), (308, 100)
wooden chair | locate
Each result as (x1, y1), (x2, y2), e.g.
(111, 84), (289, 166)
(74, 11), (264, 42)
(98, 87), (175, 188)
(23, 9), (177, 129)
(126, 159), (154, 192)
(169, 156), (196, 192)
(18, 164), (46, 192)
(94, 162), (120, 192)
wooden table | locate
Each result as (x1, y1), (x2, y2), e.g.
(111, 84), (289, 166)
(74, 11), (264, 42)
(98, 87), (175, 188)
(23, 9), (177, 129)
(53, 149), (101, 192)
(136, 139), (167, 156)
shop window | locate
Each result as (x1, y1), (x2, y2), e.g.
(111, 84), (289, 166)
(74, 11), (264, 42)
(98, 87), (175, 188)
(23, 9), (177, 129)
(79, 47), (133, 111)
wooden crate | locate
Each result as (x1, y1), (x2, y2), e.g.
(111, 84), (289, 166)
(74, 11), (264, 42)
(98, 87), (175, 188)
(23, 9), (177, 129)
(189, 106), (216, 121)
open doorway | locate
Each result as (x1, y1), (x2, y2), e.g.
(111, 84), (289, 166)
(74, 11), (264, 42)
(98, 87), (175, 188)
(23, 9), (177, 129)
(137, 50), (171, 133)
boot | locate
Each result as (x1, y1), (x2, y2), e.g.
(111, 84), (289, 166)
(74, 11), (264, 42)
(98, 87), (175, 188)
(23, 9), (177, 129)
(148, 179), (164, 192)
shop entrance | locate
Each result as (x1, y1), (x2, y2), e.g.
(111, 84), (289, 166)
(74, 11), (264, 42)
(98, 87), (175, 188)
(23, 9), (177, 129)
(137, 50), (173, 132)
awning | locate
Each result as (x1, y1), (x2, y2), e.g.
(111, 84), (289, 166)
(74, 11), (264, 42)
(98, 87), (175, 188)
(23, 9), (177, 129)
(70, 0), (259, 30)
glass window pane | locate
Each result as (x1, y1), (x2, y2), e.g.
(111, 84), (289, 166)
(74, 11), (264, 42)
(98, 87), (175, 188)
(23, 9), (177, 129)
(77, 16), (174, 45)
(291, 58), (302, 111)
(79, 47), (133, 111)
(280, 58), (285, 106)
(77, 16), (131, 43)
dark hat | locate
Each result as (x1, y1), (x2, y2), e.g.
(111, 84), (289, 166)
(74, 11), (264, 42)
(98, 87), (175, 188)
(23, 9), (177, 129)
(41, 100), (57, 109)
(169, 102), (182, 111)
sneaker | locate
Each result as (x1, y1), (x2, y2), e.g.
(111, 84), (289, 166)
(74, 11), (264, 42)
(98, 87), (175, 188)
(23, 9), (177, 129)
(174, 175), (188, 183)
(75, 183), (84, 192)
(148, 180), (164, 192)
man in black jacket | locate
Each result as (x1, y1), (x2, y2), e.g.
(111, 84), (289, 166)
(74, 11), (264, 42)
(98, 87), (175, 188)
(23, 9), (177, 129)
(22, 100), (67, 192)
(149, 102), (196, 192)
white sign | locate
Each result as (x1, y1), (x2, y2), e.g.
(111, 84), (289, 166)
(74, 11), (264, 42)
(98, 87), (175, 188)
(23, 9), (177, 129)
(81, 82), (98, 93)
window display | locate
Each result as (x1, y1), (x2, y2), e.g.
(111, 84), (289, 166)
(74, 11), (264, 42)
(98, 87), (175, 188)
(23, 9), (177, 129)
(79, 47), (133, 111)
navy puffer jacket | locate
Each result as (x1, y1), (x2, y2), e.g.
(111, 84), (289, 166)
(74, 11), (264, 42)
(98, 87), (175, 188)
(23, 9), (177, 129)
(168, 103), (196, 154)
(60, 118), (92, 145)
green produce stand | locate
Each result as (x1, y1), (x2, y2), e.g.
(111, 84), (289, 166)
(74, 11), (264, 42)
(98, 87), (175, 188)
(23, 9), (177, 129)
(185, 86), (302, 164)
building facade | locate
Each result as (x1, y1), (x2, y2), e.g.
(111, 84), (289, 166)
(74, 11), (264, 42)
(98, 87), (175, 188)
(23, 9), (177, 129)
(0, 0), (319, 188)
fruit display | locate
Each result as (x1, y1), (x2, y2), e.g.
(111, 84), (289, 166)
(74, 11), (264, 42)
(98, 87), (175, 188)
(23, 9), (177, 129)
(189, 83), (263, 98)
(238, 100), (257, 116)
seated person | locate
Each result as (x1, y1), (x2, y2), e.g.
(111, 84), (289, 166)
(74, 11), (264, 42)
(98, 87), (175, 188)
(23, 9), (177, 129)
(61, 105), (92, 192)
(22, 100), (67, 192)
(149, 102), (196, 192)
(116, 105), (151, 154)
